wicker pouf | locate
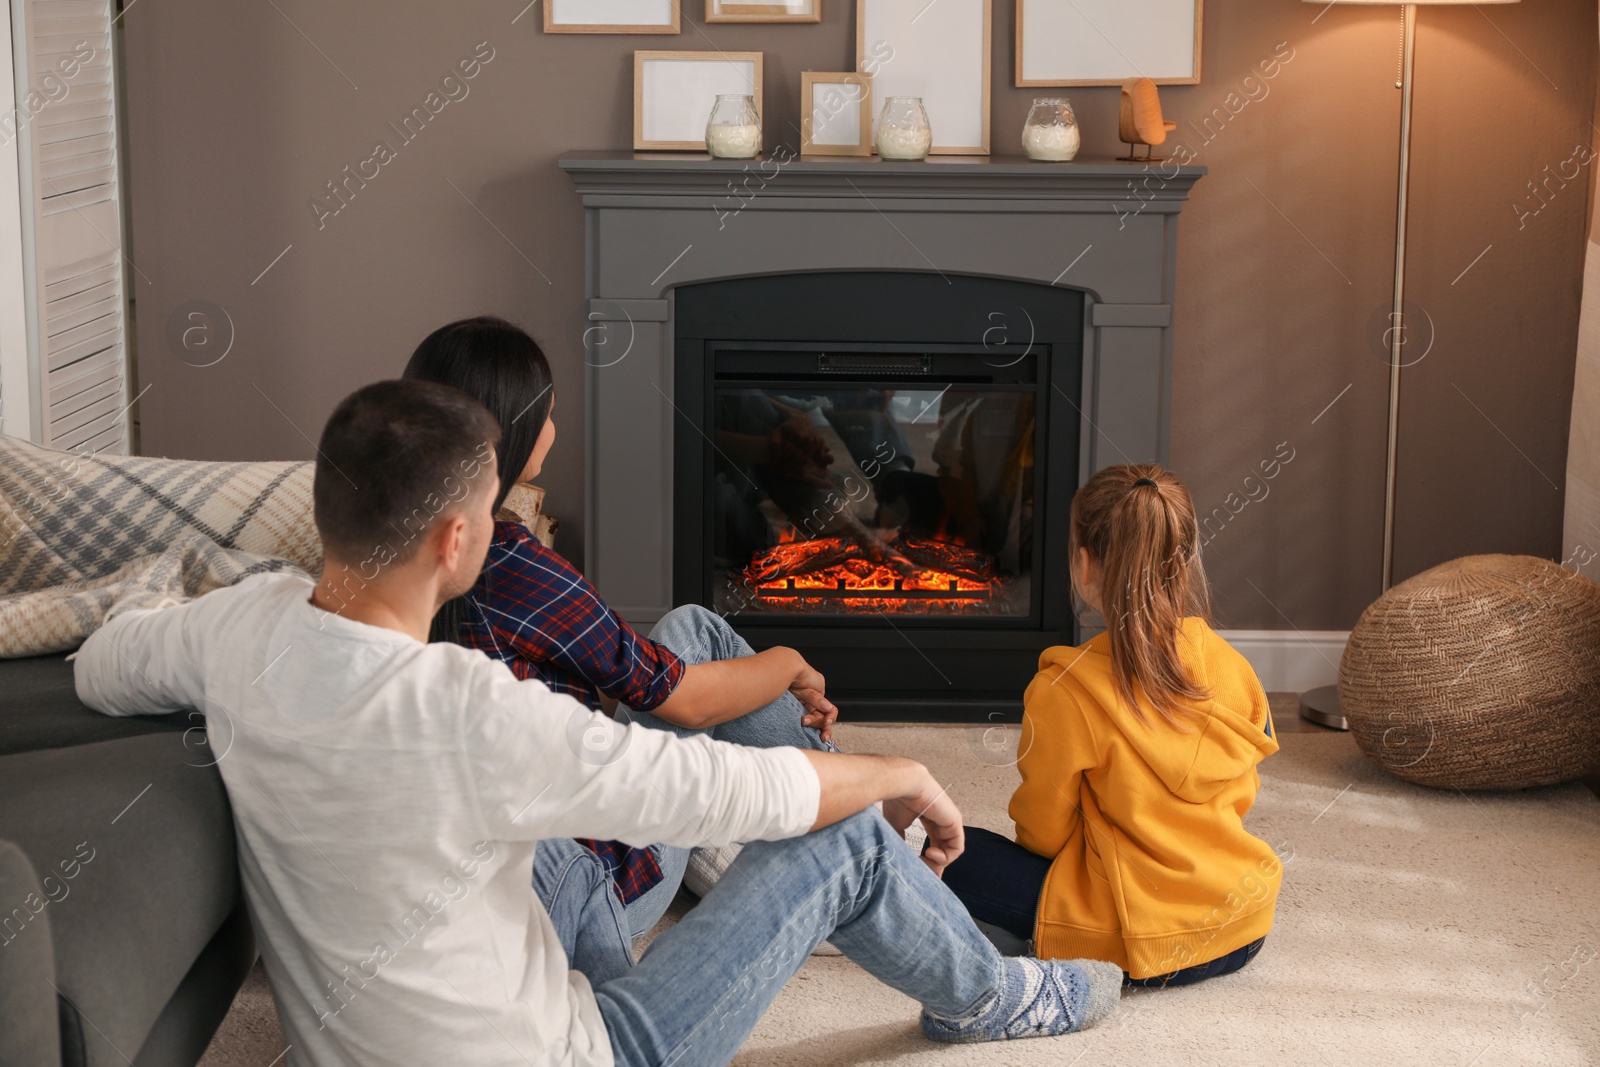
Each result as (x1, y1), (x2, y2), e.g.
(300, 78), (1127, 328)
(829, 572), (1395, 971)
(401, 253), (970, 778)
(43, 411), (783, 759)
(1339, 554), (1600, 790)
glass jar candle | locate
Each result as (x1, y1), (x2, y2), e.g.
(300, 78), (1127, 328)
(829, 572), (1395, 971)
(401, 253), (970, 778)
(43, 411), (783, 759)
(1021, 97), (1080, 162)
(706, 94), (761, 159)
(875, 97), (932, 161)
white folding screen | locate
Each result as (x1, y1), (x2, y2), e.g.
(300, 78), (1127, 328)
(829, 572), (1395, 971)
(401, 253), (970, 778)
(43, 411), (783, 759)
(2, 0), (130, 454)
(0, 2), (33, 439)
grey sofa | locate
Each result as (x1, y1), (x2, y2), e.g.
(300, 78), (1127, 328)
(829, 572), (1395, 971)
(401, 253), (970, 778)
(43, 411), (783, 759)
(0, 653), (254, 1067)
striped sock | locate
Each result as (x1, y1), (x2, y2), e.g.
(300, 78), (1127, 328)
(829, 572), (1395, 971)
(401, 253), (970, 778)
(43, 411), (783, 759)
(919, 957), (1122, 1044)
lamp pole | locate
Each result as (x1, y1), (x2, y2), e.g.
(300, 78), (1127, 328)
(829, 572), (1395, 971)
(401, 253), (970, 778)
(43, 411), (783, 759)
(1381, 3), (1417, 593)
(1300, 4), (1418, 729)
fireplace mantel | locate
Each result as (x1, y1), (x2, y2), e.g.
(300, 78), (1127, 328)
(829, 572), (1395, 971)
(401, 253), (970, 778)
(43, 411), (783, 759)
(560, 151), (1206, 629)
(560, 150), (1204, 201)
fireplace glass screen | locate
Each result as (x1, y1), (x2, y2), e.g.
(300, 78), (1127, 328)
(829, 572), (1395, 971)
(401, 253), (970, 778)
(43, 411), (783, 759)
(711, 370), (1038, 619)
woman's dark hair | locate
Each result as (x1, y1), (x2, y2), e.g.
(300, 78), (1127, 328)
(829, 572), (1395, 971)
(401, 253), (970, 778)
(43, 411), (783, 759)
(402, 316), (554, 644)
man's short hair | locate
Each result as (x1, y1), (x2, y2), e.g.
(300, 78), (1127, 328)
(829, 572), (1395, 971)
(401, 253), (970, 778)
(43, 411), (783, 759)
(313, 379), (500, 565)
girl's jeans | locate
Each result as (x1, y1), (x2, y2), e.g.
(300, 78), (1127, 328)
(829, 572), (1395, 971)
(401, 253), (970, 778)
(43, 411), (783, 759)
(942, 825), (1266, 987)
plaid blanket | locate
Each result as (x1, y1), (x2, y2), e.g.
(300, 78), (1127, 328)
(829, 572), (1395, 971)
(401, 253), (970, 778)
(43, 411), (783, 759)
(0, 434), (321, 656)
(1, 534), (308, 656)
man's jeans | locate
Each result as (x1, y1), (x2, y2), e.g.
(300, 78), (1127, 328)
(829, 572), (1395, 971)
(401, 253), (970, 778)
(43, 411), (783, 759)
(532, 605), (837, 975)
(595, 809), (1006, 1067)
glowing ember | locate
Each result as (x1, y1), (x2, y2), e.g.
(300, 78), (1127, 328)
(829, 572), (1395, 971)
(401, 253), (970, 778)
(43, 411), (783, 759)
(740, 534), (999, 611)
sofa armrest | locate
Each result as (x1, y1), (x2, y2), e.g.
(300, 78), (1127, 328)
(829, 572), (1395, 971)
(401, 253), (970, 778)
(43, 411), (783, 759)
(0, 840), (64, 1067)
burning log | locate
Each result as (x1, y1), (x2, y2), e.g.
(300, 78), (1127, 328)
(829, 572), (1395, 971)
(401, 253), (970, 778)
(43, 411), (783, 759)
(895, 536), (996, 584)
(740, 533), (998, 602)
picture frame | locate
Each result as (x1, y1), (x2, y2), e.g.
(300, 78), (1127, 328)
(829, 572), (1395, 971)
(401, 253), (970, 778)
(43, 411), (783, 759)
(545, 0), (681, 35)
(1016, 0), (1203, 87)
(706, 0), (820, 24)
(856, 0), (991, 155)
(633, 51), (764, 151)
(800, 72), (872, 156)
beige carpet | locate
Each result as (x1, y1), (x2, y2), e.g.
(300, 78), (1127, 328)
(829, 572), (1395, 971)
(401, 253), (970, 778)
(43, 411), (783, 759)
(199, 724), (1600, 1067)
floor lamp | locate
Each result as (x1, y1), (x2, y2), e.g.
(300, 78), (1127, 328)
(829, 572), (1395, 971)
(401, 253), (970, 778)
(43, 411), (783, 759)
(1297, 0), (1518, 730)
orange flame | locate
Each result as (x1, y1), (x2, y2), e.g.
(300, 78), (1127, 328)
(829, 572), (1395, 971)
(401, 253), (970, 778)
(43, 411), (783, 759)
(740, 534), (997, 612)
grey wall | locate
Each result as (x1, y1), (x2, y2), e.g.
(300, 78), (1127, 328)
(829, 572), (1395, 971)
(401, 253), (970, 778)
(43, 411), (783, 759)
(120, 0), (1597, 631)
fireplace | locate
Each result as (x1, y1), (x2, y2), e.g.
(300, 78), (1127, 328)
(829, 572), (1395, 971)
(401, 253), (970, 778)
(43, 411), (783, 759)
(672, 271), (1082, 714)
(560, 152), (1204, 720)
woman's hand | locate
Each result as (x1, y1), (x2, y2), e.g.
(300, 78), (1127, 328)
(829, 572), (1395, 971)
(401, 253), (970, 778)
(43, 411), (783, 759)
(789, 656), (838, 743)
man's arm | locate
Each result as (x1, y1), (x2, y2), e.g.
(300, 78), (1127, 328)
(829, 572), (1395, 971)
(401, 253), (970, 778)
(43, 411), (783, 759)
(799, 750), (964, 875)
(653, 647), (838, 737)
(467, 666), (823, 850)
(74, 601), (211, 717)
(466, 665), (949, 869)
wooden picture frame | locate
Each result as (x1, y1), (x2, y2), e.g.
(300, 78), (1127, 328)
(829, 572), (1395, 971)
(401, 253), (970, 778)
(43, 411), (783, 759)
(633, 51), (764, 151)
(856, 0), (991, 155)
(800, 72), (872, 156)
(706, 0), (820, 23)
(545, 0), (681, 34)
(1016, 0), (1203, 86)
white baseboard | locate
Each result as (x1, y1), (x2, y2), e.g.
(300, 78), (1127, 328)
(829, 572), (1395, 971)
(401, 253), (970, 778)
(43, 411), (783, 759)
(1215, 629), (1349, 694)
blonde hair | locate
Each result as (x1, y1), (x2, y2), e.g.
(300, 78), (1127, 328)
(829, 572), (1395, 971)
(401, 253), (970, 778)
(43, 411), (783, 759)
(1071, 463), (1211, 727)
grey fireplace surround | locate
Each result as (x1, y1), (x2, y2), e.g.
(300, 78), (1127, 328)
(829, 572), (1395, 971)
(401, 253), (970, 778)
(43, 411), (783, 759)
(560, 151), (1205, 628)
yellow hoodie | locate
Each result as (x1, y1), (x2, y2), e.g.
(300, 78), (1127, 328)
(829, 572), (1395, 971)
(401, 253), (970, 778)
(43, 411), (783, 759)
(1012, 617), (1281, 978)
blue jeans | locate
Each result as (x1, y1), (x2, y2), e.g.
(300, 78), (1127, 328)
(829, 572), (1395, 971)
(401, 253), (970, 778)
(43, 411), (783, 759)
(622, 605), (839, 752)
(533, 606), (836, 957)
(595, 809), (1005, 1067)
(532, 837), (637, 988)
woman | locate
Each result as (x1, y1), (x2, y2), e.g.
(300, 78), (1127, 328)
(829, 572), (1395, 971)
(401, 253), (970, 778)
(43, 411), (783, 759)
(403, 316), (838, 981)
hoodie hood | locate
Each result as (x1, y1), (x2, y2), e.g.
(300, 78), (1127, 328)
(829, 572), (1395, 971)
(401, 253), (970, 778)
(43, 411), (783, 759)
(1040, 618), (1278, 804)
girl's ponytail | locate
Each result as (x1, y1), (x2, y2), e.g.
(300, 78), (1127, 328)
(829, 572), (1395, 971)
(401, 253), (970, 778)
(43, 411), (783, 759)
(1073, 464), (1211, 727)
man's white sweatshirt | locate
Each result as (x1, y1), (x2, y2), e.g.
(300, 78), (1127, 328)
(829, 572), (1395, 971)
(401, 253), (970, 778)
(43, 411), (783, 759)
(74, 573), (820, 1067)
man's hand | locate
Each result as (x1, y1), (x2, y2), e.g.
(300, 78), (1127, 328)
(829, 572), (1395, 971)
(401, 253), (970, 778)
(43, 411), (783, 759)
(882, 766), (964, 876)
(788, 655), (838, 743)
(800, 752), (965, 877)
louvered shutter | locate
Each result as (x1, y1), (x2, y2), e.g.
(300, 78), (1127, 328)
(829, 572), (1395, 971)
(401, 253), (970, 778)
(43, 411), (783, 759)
(3, 0), (130, 454)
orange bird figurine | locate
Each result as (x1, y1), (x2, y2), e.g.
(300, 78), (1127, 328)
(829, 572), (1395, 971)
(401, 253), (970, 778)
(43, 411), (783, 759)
(1118, 77), (1177, 161)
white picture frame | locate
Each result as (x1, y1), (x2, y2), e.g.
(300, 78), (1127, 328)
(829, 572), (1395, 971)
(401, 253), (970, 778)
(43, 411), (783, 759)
(800, 72), (872, 156)
(1016, 0), (1203, 87)
(545, 0), (681, 34)
(706, 0), (820, 24)
(634, 51), (764, 151)
(856, 0), (991, 156)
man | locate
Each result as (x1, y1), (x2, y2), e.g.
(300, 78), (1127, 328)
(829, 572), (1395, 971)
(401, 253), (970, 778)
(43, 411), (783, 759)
(74, 380), (1120, 1066)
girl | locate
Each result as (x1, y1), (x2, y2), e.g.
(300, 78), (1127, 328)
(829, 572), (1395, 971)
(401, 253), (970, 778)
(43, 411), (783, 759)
(942, 463), (1281, 987)
(402, 317), (838, 981)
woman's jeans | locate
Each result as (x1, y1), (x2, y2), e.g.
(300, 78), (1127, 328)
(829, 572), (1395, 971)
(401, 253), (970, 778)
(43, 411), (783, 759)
(532, 605), (836, 979)
(941, 826), (1265, 987)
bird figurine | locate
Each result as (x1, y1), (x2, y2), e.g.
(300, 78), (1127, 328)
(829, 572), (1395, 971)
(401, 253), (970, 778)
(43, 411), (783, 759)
(1118, 77), (1177, 161)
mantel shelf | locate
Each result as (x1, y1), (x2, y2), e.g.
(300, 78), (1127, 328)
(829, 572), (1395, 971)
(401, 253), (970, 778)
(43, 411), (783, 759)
(559, 150), (1207, 201)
